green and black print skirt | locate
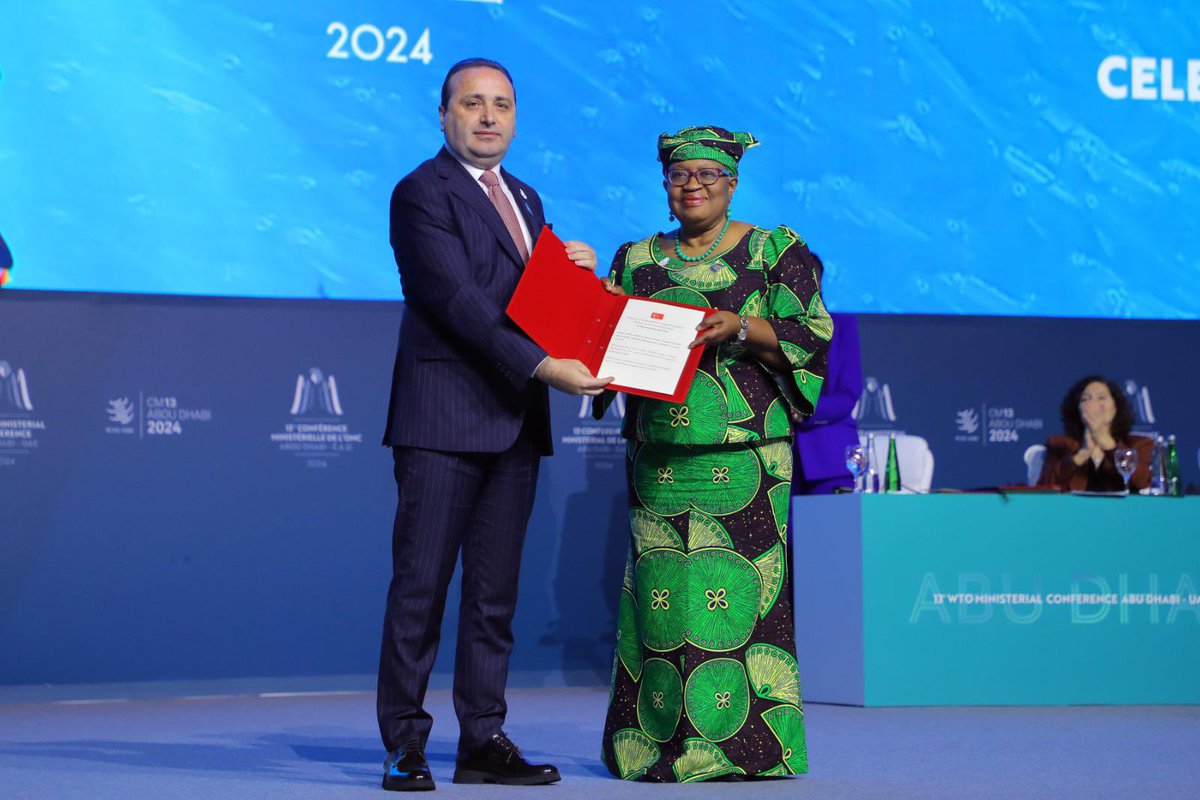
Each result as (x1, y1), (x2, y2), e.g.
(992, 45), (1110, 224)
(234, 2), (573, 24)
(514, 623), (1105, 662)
(601, 439), (807, 782)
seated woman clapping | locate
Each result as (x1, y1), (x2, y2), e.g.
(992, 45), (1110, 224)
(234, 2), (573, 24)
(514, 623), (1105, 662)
(1036, 375), (1152, 492)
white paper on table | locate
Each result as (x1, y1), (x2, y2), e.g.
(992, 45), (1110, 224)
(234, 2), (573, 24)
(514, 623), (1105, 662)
(596, 298), (707, 396)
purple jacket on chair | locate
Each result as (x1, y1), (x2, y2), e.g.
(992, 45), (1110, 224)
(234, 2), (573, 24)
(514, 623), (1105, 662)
(793, 312), (862, 481)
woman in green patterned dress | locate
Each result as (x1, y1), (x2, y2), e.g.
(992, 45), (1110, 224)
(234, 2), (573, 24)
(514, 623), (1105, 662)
(598, 127), (832, 783)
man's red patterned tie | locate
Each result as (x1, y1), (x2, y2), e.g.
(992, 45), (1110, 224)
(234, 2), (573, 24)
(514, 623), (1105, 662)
(479, 169), (529, 263)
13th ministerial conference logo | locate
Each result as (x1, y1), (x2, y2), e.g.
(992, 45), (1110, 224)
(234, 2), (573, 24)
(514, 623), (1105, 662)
(271, 367), (362, 468)
(0, 360), (46, 466)
(564, 393), (626, 461)
(1123, 378), (1155, 428)
(853, 376), (905, 441)
(0, 360), (34, 412)
(290, 368), (344, 417)
(855, 376), (896, 424)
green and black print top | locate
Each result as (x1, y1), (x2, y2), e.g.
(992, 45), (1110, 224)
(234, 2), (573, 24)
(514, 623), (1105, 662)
(608, 225), (832, 445)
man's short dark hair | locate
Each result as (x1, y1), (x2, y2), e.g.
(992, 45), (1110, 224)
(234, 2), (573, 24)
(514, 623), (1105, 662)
(440, 58), (516, 108)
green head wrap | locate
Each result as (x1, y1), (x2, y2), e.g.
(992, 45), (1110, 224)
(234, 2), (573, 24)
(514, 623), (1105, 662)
(657, 126), (760, 176)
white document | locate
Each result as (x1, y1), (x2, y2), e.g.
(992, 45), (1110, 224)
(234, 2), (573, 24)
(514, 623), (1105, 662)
(597, 298), (707, 396)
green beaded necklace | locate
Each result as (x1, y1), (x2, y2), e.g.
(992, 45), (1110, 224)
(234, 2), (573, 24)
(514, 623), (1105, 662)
(673, 216), (731, 263)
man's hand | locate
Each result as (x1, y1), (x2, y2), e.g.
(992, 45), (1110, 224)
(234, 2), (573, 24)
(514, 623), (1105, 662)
(563, 240), (597, 271)
(535, 357), (612, 396)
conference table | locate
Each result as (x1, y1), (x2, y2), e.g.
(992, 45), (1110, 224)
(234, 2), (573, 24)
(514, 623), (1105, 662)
(791, 494), (1200, 706)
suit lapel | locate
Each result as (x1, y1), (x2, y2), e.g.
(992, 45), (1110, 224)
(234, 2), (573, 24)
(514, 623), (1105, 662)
(435, 148), (526, 269)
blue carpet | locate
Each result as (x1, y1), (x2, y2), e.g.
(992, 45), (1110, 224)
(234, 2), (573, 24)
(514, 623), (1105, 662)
(1, 686), (1197, 799)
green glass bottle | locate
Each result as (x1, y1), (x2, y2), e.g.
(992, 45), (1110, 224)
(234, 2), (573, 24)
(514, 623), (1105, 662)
(884, 433), (902, 493)
(1165, 435), (1181, 497)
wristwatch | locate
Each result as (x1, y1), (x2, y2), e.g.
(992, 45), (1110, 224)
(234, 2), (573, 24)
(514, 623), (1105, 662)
(736, 315), (750, 342)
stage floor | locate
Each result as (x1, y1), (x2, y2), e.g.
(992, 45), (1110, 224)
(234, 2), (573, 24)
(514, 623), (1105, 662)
(2, 686), (1197, 799)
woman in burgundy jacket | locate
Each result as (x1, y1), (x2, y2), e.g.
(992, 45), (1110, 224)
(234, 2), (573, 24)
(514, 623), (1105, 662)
(1037, 375), (1153, 492)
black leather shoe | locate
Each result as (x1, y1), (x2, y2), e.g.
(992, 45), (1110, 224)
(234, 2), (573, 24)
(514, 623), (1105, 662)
(382, 741), (435, 792)
(453, 733), (560, 785)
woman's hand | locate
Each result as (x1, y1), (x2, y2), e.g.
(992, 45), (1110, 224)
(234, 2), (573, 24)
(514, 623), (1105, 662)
(600, 277), (625, 296)
(1081, 404), (1115, 451)
(1073, 427), (1109, 467)
(690, 311), (740, 349)
(563, 240), (597, 271)
(1074, 429), (1096, 466)
(688, 312), (789, 372)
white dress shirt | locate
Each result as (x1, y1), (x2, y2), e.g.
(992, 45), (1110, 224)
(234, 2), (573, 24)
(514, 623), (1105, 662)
(449, 152), (534, 255)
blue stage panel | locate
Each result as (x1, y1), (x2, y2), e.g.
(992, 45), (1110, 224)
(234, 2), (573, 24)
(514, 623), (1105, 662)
(3, 291), (1200, 689)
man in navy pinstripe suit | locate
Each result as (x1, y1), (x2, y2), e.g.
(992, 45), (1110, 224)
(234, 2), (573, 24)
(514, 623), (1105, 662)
(378, 58), (610, 791)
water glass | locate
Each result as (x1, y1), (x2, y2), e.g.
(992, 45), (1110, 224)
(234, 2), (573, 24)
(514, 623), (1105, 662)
(1114, 447), (1137, 494)
(845, 444), (869, 494)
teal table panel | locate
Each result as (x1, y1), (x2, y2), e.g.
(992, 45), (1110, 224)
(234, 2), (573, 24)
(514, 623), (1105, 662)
(794, 495), (1200, 706)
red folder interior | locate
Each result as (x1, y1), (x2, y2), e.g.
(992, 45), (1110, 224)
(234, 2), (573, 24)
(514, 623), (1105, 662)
(506, 227), (706, 403)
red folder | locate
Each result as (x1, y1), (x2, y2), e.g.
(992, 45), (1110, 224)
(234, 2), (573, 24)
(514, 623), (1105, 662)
(506, 227), (707, 403)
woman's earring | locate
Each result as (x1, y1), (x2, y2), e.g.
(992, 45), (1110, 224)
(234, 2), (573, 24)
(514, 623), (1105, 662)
(668, 211), (675, 222)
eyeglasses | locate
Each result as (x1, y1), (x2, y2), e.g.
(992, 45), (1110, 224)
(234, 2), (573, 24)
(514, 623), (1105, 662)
(665, 168), (731, 187)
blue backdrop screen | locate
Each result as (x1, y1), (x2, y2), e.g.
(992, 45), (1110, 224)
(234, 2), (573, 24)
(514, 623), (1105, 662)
(1, 1), (1197, 316)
